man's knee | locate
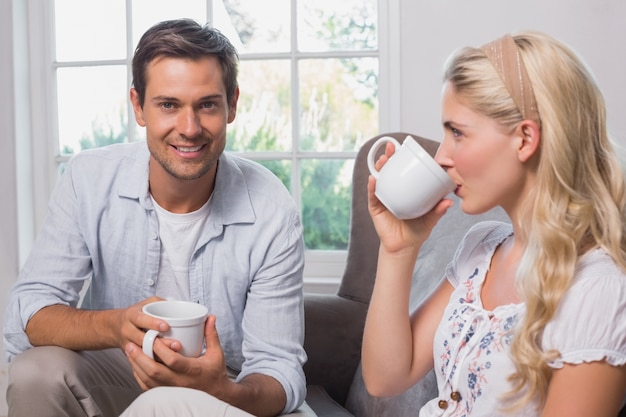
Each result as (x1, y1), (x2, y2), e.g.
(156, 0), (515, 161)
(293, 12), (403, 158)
(123, 387), (199, 410)
(9, 346), (79, 390)
(9, 346), (141, 417)
(121, 387), (255, 417)
(8, 346), (95, 416)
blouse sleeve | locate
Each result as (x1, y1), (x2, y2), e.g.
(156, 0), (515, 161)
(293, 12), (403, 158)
(542, 250), (626, 369)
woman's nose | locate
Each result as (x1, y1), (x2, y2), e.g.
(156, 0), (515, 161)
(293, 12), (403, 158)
(434, 137), (453, 168)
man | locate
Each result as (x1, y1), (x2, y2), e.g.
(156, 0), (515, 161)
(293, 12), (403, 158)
(4, 19), (312, 417)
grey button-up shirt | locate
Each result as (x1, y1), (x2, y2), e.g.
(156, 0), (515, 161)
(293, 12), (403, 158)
(4, 142), (307, 412)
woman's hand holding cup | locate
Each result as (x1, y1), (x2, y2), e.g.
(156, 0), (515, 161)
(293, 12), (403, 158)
(367, 136), (455, 252)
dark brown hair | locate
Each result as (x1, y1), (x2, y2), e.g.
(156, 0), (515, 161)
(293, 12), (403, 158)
(132, 18), (239, 107)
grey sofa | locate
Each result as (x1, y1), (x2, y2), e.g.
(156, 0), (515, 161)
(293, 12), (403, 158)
(302, 132), (510, 417)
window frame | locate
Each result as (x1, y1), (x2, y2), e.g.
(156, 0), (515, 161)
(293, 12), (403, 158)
(21, 0), (402, 291)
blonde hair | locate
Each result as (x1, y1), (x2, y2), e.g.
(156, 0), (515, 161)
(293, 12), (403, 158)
(443, 31), (626, 409)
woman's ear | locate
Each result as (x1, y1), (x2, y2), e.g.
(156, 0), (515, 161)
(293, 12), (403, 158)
(515, 120), (541, 163)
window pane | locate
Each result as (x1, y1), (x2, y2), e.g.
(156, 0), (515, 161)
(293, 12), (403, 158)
(57, 66), (128, 154)
(55, 0), (127, 61)
(298, 0), (377, 52)
(300, 159), (353, 250)
(299, 58), (378, 152)
(227, 60), (292, 152)
(132, 0), (206, 49)
(216, 0), (291, 53)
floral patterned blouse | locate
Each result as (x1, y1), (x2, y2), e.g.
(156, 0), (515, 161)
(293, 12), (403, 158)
(419, 221), (626, 416)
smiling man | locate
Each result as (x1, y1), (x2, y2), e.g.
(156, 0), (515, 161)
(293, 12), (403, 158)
(4, 19), (312, 417)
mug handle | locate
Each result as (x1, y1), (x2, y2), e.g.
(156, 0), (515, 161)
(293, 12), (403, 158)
(366, 136), (401, 179)
(142, 329), (160, 360)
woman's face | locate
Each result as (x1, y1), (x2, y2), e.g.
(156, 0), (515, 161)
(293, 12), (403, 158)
(435, 81), (530, 215)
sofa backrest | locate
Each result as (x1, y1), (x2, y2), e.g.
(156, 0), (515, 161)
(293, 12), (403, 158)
(338, 132), (441, 304)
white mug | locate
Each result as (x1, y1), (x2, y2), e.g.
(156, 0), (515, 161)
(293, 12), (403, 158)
(367, 136), (455, 219)
(142, 300), (209, 359)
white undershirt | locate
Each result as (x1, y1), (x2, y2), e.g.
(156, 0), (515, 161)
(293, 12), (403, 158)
(150, 195), (211, 301)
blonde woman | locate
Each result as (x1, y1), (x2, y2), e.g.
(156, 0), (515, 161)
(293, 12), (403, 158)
(362, 31), (626, 416)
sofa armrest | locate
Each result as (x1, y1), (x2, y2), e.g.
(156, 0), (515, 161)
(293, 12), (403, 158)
(306, 385), (356, 417)
(303, 293), (369, 407)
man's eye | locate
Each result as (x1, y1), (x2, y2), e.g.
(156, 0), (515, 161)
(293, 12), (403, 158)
(201, 102), (216, 109)
(451, 127), (462, 137)
(160, 102), (174, 109)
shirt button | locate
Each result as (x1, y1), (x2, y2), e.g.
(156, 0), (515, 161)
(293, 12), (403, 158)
(450, 391), (461, 402)
(151, 232), (158, 240)
(146, 279), (155, 286)
(438, 400), (448, 409)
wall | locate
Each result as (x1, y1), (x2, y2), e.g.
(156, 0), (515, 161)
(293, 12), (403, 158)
(398, 0), (626, 146)
(1, 1), (625, 414)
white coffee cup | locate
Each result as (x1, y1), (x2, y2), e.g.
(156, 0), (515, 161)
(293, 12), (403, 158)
(367, 136), (456, 219)
(142, 300), (209, 359)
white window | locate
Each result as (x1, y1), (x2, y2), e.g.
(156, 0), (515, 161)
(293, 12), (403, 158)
(25, 0), (400, 291)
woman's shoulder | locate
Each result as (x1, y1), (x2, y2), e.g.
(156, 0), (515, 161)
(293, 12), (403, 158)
(575, 247), (626, 279)
(565, 248), (626, 303)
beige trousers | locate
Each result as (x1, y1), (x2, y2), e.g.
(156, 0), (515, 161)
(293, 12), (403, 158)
(7, 346), (316, 417)
(7, 346), (142, 417)
(119, 387), (318, 417)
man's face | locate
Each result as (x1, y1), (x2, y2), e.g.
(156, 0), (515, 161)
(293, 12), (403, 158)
(130, 56), (238, 181)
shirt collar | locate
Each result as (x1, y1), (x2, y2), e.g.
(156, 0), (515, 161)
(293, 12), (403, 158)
(211, 152), (256, 226)
(117, 142), (150, 207)
(117, 143), (255, 226)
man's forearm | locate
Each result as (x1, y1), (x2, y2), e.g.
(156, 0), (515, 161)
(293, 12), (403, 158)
(25, 304), (122, 350)
(227, 374), (287, 417)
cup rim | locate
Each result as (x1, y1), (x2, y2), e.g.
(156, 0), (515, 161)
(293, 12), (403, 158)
(403, 137), (455, 191)
(142, 300), (208, 324)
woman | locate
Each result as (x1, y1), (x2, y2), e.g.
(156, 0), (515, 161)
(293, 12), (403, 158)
(362, 31), (626, 416)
